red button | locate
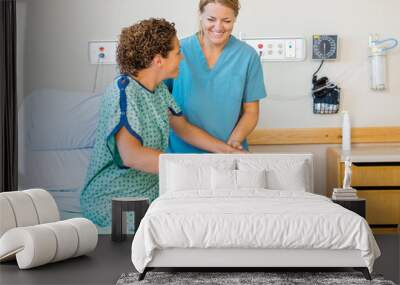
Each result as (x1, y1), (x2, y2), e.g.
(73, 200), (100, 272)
(99, 47), (105, 51)
(257, 43), (264, 49)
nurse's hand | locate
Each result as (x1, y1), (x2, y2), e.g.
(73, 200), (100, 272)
(227, 139), (244, 150)
(230, 148), (247, 154)
(225, 144), (247, 154)
(171, 115), (247, 154)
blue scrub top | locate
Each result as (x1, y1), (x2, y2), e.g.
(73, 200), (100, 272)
(167, 34), (267, 153)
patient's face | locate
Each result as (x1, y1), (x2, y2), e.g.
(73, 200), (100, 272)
(162, 36), (183, 79)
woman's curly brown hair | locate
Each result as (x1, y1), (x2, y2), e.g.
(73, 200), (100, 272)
(117, 18), (176, 76)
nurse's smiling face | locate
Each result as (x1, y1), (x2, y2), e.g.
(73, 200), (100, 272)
(200, 2), (235, 47)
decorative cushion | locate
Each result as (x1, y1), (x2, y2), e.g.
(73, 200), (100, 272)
(211, 168), (236, 190)
(211, 169), (268, 190)
(166, 159), (235, 191)
(167, 163), (210, 191)
(236, 169), (267, 189)
(237, 159), (308, 191)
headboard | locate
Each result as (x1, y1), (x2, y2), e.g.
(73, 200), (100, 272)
(159, 153), (314, 195)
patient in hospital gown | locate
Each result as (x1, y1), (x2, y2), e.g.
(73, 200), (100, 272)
(80, 18), (239, 228)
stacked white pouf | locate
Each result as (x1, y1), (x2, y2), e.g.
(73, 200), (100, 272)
(0, 189), (97, 269)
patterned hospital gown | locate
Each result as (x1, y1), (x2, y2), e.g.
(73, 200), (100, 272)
(80, 75), (182, 227)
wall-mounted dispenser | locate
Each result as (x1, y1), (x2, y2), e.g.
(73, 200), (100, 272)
(368, 34), (398, 91)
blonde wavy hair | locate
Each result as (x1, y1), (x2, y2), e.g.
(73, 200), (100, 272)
(199, 0), (240, 17)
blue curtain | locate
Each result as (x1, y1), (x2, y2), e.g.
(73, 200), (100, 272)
(0, 0), (18, 192)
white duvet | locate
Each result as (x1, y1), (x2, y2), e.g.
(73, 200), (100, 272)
(131, 190), (380, 273)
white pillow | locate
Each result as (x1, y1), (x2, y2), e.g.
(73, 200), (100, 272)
(236, 169), (267, 188)
(267, 165), (307, 191)
(237, 159), (308, 191)
(167, 162), (211, 191)
(166, 159), (236, 192)
(211, 169), (267, 190)
(211, 168), (236, 190)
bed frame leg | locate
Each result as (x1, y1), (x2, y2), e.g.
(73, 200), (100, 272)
(354, 267), (371, 280)
(138, 268), (148, 281)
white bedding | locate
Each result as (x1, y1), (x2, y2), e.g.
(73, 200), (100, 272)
(18, 148), (91, 213)
(131, 190), (380, 273)
(47, 188), (81, 213)
(18, 90), (96, 214)
(19, 148), (91, 190)
(19, 89), (101, 151)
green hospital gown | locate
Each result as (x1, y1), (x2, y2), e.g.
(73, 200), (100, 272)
(80, 75), (182, 227)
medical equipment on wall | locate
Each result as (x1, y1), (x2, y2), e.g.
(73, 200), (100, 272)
(88, 41), (118, 92)
(311, 35), (340, 114)
(241, 36), (306, 62)
(368, 35), (399, 91)
(312, 35), (338, 60)
(312, 69), (340, 114)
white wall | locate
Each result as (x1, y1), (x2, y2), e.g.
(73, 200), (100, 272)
(19, 0), (400, 127)
(20, 0), (200, 95)
(240, 0), (400, 128)
(17, 0), (400, 194)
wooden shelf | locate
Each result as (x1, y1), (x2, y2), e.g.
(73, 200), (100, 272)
(249, 127), (400, 145)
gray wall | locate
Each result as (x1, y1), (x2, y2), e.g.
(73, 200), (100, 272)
(17, 0), (400, 194)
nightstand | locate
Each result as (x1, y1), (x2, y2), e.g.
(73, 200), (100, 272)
(111, 197), (149, 242)
(332, 198), (366, 218)
(327, 145), (400, 226)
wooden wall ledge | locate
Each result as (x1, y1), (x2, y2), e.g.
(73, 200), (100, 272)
(248, 127), (400, 145)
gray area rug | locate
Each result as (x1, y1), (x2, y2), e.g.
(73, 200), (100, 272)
(116, 271), (396, 285)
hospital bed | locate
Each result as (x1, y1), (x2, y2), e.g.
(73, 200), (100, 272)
(18, 89), (101, 227)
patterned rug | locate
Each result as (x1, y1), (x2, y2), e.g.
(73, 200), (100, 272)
(116, 271), (396, 285)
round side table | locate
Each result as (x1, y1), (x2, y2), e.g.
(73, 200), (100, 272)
(111, 197), (149, 242)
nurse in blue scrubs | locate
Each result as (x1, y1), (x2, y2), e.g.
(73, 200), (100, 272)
(167, 0), (267, 153)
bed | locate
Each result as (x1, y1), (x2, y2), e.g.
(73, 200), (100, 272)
(17, 89), (106, 230)
(131, 154), (381, 280)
